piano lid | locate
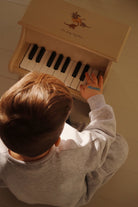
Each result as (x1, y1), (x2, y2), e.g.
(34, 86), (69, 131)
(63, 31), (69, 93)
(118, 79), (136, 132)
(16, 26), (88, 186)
(19, 0), (131, 62)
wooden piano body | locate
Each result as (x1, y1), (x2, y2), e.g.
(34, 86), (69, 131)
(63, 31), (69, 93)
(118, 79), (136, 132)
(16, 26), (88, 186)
(9, 0), (130, 101)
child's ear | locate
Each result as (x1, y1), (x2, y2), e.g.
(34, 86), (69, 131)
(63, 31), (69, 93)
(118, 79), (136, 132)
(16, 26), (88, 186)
(55, 137), (61, 147)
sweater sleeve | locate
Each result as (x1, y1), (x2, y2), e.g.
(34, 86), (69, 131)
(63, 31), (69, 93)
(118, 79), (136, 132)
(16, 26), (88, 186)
(81, 94), (116, 168)
(60, 94), (117, 172)
(87, 94), (116, 138)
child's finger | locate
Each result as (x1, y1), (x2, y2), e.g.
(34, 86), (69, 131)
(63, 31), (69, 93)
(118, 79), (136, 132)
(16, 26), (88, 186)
(85, 72), (92, 84)
(91, 73), (98, 84)
(80, 84), (85, 92)
(99, 75), (103, 89)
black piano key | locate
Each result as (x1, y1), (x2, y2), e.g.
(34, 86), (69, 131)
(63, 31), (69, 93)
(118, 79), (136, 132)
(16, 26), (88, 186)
(80, 64), (90, 81)
(36, 47), (46, 63)
(72, 61), (82, 77)
(54, 54), (64, 70)
(99, 71), (104, 76)
(47, 51), (56, 67)
(28, 44), (38, 60)
(97, 71), (104, 79)
(61, 57), (71, 73)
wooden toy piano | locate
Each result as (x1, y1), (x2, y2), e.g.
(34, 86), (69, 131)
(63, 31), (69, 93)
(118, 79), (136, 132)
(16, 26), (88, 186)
(9, 0), (130, 102)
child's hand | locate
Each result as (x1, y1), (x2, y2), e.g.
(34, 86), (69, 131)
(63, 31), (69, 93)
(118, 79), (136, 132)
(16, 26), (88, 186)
(80, 72), (103, 100)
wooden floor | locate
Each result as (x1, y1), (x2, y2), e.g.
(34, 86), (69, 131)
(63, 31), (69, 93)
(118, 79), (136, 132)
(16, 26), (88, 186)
(0, 0), (138, 207)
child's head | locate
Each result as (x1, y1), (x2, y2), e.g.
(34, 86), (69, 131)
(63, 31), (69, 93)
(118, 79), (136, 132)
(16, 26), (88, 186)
(0, 72), (72, 157)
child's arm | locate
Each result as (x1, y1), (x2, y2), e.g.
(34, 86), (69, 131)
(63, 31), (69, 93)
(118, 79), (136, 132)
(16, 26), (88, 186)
(79, 72), (116, 139)
(61, 73), (128, 201)
(61, 73), (128, 185)
(61, 73), (116, 170)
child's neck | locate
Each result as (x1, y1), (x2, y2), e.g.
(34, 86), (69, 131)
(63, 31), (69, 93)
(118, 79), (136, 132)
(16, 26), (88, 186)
(8, 149), (50, 162)
(8, 137), (61, 162)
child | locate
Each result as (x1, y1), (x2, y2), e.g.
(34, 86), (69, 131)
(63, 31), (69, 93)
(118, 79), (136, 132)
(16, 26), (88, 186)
(0, 72), (128, 207)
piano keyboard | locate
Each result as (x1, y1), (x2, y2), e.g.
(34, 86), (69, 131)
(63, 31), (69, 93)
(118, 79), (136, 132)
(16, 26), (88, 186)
(20, 44), (102, 91)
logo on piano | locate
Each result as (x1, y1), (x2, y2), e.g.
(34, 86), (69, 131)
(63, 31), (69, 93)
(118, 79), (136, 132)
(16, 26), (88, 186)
(64, 11), (90, 30)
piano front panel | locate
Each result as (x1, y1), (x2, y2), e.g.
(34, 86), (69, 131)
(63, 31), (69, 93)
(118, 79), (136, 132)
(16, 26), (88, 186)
(25, 29), (109, 71)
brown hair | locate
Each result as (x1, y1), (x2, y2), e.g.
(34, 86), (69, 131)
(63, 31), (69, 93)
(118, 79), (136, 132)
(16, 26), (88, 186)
(0, 72), (72, 157)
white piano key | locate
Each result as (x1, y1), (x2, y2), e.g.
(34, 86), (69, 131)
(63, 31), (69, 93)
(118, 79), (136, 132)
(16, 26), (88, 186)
(53, 56), (67, 81)
(53, 54), (64, 70)
(24, 47), (42, 71)
(55, 59), (74, 83)
(48, 53), (61, 75)
(64, 61), (76, 87)
(33, 49), (48, 72)
(35, 47), (46, 63)
(39, 51), (52, 74)
(77, 67), (93, 91)
(32, 47), (46, 72)
(43, 51), (58, 75)
(70, 64), (85, 89)
(20, 44), (34, 70)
